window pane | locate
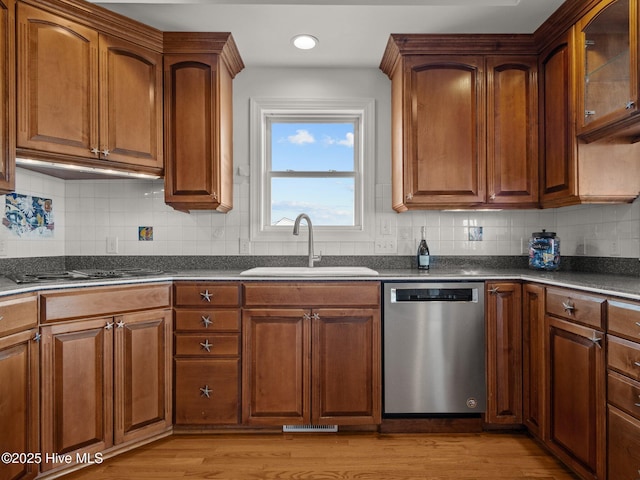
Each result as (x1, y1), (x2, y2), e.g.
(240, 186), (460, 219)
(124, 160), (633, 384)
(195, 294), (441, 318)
(271, 122), (355, 172)
(271, 177), (355, 226)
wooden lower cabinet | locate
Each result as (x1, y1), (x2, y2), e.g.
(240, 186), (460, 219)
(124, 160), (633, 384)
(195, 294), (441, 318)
(242, 282), (381, 427)
(608, 404), (640, 480)
(173, 282), (242, 426)
(0, 329), (39, 480)
(522, 283), (545, 439)
(40, 308), (172, 472)
(485, 282), (522, 425)
(0, 292), (39, 480)
(243, 307), (380, 426)
(545, 315), (606, 480)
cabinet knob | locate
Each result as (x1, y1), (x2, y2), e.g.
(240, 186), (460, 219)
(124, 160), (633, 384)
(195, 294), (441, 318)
(200, 385), (212, 398)
(634, 361), (640, 368)
(489, 287), (499, 294)
(303, 313), (311, 321)
(489, 193), (496, 200)
(105, 321), (114, 330)
(116, 320), (125, 328)
(101, 148), (110, 157)
(312, 312), (320, 321)
(200, 290), (213, 302)
(90, 147), (100, 156)
(202, 315), (213, 328)
(626, 100), (635, 110)
(590, 334), (602, 347)
(562, 301), (575, 313)
(32, 332), (41, 343)
(635, 394), (640, 408)
(406, 193), (413, 201)
(200, 339), (212, 352)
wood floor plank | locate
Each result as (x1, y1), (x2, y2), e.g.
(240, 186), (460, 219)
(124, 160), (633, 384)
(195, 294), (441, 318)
(64, 433), (578, 480)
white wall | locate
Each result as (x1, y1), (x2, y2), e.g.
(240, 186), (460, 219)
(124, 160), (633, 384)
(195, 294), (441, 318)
(1, 67), (639, 260)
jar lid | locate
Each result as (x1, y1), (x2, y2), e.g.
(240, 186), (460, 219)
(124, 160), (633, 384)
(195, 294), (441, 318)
(532, 229), (556, 238)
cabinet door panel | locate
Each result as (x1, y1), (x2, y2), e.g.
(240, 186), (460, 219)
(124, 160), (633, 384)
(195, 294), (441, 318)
(40, 319), (112, 471)
(486, 56), (538, 206)
(486, 282), (523, 424)
(175, 358), (240, 425)
(540, 32), (576, 205)
(114, 309), (171, 444)
(405, 56), (485, 206)
(0, 329), (38, 480)
(100, 35), (162, 169)
(17, 3), (98, 158)
(242, 309), (310, 425)
(312, 308), (380, 425)
(164, 54), (228, 211)
(546, 316), (605, 480)
(523, 283), (545, 438)
(608, 405), (640, 480)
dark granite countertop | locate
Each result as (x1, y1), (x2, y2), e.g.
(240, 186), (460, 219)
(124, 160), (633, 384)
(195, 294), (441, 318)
(1, 267), (639, 301)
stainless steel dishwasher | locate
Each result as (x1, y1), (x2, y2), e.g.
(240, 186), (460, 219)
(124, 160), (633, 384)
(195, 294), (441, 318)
(383, 282), (486, 415)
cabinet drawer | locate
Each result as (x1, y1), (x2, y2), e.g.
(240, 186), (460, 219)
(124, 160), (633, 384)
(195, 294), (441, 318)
(608, 406), (640, 480)
(608, 371), (640, 421)
(608, 299), (640, 343)
(174, 283), (240, 307)
(608, 335), (640, 381)
(174, 358), (240, 425)
(174, 310), (240, 332)
(174, 333), (240, 356)
(40, 283), (171, 322)
(243, 282), (380, 308)
(545, 287), (605, 329)
(0, 293), (37, 337)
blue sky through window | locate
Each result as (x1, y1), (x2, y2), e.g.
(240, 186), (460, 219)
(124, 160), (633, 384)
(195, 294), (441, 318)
(270, 122), (356, 226)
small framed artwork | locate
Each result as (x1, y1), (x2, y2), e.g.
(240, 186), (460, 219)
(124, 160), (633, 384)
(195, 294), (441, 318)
(138, 226), (153, 241)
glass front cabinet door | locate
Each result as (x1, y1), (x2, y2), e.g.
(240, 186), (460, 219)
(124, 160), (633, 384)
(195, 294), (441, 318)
(577, 0), (640, 142)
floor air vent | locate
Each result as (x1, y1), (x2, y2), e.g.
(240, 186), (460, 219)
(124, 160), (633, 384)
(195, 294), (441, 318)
(282, 425), (338, 433)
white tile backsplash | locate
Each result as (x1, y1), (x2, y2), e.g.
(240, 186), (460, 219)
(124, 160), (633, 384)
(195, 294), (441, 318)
(3, 167), (639, 260)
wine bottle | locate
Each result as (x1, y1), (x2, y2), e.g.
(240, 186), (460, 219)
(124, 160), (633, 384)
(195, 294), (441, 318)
(417, 226), (430, 270)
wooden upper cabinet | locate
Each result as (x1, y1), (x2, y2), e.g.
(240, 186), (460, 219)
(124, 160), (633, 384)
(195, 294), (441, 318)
(577, 0), (640, 142)
(539, 27), (640, 207)
(380, 35), (539, 211)
(17, 3), (98, 161)
(392, 54), (486, 210)
(486, 56), (538, 207)
(164, 33), (244, 212)
(16, 2), (163, 176)
(99, 35), (163, 170)
(0, 0), (14, 194)
(539, 31), (576, 206)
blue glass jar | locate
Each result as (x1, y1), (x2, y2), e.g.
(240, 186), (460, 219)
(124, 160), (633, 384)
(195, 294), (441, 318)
(529, 230), (560, 270)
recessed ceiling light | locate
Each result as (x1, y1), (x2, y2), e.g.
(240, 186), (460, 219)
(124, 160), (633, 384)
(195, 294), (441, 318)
(292, 34), (318, 50)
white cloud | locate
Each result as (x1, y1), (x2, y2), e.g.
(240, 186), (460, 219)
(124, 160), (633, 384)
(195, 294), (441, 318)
(322, 132), (354, 148)
(287, 129), (315, 145)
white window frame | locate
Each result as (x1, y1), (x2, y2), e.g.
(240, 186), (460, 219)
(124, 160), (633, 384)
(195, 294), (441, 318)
(250, 97), (375, 243)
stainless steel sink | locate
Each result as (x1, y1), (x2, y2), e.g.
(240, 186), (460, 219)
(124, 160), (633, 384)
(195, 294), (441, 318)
(240, 266), (379, 277)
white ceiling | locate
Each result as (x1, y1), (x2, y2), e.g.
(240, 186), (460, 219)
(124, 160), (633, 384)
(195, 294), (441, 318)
(92, 0), (566, 68)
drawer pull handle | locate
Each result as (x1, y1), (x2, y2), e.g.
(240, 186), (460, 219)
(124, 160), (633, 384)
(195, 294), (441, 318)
(200, 385), (212, 398)
(562, 301), (575, 313)
(202, 315), (213, 328)
(200, 339), (212, 352)
(200, 290), (213, 302)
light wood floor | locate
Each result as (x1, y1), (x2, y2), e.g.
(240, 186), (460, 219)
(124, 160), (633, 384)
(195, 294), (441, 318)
(65, 432), (579, 480)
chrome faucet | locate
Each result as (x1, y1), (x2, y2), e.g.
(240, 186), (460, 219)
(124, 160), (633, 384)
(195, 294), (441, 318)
(293, 213), (321, 267)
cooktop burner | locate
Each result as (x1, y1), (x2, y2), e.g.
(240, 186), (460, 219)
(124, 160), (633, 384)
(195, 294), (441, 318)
(6, 268), (167, 284)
